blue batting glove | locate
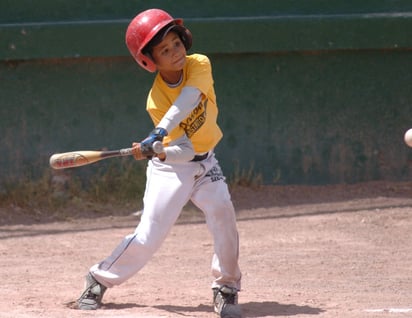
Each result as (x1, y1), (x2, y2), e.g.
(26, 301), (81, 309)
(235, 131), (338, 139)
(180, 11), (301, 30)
(140, 127), (168, 156)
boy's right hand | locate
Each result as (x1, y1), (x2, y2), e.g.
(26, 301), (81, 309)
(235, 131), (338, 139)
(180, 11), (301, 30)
(132, 142), (146, 160)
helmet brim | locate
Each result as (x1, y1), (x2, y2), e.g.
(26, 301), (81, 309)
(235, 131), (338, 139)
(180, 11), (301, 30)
(139, 18), (183, 55)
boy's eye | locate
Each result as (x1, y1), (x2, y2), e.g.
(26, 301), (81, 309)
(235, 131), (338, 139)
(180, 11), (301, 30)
(159, 39), (182, 56)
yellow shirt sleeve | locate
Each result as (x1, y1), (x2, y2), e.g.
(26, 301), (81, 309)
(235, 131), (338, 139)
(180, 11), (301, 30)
(185, 54), (213, 96)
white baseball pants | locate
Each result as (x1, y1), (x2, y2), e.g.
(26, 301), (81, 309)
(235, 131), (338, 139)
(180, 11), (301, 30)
(90, 152), (241, 291)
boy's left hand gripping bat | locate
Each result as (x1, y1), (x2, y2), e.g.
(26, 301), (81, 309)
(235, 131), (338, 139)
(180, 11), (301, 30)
(49, 141), (164, 170)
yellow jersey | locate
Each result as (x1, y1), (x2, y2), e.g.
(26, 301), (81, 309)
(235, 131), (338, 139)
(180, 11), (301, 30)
(146, 54), (223, 153)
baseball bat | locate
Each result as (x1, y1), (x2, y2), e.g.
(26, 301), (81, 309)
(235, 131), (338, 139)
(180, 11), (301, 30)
(49, 141), (164, 170)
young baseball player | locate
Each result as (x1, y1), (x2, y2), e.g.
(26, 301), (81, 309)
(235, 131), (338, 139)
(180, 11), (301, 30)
(77, 8), (242, 317)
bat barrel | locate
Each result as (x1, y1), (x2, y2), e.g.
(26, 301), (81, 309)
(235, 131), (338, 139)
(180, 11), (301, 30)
(49, 151), (102, 169)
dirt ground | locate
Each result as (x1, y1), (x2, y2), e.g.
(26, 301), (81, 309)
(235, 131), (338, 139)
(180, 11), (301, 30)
(1, 181), (412, 318)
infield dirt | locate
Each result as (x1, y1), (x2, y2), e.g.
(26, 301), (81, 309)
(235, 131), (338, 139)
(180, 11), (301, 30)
(1, 181), (412, 317)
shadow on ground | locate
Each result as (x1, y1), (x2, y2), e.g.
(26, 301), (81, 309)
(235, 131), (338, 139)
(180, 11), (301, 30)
(153, 301), (324, 317)
(242, 301), (324, 316)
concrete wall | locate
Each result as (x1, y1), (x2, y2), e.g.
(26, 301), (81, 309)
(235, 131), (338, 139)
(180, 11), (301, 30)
(2, 1), (412, 185)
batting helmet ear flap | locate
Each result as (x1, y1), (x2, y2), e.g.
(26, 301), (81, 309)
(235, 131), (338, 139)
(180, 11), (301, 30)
(136, 52), (157, 73)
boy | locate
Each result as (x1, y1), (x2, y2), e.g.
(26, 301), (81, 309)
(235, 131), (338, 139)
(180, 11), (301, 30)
(77, 8), (242, 318)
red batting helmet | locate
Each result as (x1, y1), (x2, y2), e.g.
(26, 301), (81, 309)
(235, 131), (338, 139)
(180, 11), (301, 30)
(125, 8), (192, 72)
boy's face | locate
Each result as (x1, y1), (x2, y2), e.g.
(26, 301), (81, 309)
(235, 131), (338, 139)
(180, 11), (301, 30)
(151, 32), (186, 74)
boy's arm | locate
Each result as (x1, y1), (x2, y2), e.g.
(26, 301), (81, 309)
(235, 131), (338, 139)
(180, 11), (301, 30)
(132, 133), (195, 162)
(140, 86), (201, 155)
(157, 86), (202, 132)
(162, 133), (195, 162)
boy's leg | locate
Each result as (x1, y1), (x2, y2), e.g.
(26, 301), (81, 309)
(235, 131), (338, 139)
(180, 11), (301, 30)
(191, 161), (242, 290)
(78, 160), (194, 309)
(191, 163), (242, 318)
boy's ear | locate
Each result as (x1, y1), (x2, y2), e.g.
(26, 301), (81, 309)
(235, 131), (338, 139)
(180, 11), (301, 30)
(167, 24), (192, 51)
(181, 27), (193, 51)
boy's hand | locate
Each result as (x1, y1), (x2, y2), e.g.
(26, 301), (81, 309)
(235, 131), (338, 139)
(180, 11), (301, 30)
(132, 142), (166, 161)
(140, 128), (168, 156)
(132, 143), (146, 160)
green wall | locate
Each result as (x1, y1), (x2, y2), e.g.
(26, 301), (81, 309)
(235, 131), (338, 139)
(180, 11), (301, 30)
(1, 1), (412, 185)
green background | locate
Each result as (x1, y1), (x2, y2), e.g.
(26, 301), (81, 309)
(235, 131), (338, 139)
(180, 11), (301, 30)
(1, 1), (412, 185)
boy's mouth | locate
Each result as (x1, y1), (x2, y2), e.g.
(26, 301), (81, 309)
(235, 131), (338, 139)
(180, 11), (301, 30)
(173, 56), (185, 66)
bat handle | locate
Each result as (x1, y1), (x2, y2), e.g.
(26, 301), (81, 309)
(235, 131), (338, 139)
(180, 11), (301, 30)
(119, 148), (134, 156)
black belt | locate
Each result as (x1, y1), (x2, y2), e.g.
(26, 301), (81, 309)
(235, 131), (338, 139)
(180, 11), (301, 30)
(191, 152), (209, 162)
